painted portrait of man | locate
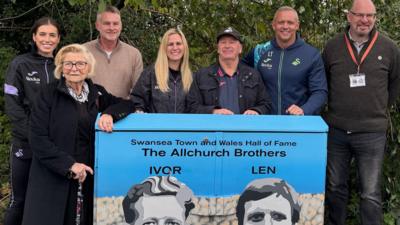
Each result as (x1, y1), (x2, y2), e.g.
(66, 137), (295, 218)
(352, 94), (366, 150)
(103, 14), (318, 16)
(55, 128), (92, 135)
(236, 178), (301, 225)
(122, 176), (195, 225)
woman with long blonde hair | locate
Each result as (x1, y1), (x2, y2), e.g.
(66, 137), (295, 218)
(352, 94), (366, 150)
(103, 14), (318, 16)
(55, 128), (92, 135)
(131, 28), (192, 113)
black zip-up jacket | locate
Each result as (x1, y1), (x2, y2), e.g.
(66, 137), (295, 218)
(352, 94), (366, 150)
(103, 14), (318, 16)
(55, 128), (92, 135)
(4, 52), (55, 158)
(131, 65), (188, 113)
(187, 63), (271, 114)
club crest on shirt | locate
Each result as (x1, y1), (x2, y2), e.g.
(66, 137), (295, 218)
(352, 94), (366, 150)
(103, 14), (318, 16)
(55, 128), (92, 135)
(261, 57), (273, 69)
(292, 58), (301, 66)
(27, 71), (38, 76)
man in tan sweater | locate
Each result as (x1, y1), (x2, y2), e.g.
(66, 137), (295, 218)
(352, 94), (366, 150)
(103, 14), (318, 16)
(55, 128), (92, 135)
(84, 5), (143, 99)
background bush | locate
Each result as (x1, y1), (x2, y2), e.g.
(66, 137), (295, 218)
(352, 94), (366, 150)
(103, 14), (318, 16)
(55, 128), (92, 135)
(1, 0), (399, 224)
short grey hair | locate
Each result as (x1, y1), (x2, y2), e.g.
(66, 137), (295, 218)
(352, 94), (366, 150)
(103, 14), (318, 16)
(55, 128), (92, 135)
(96, 5), (121, 22)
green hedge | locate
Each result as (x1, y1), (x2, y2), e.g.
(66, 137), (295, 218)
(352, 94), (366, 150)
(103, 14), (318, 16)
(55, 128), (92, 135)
(0, 45), (17, 220)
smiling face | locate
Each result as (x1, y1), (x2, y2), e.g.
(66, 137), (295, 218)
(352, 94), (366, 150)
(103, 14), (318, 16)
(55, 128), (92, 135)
(133, 195), (186, 225)
(62, 52), (90, 86)
(96, 11), (122, 43)
(347, 0), (376, 40)
(167, 33), (185, 66)
(272, 10), (299, 48)
(217, 35), (242, 62)
(243, 194), (292, 225)
(32, 24), (60, 57)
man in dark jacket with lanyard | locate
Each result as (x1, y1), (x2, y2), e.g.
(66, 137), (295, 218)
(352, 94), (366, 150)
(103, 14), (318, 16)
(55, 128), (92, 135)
(243, 6), (327, 115)
(187, 27), (271, 115)
(323, 0), (400, 224)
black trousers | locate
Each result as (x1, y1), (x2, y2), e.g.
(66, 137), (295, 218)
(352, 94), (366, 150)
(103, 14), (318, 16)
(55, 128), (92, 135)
(325, 127), (386, 225)
(4, 145), (32, 225)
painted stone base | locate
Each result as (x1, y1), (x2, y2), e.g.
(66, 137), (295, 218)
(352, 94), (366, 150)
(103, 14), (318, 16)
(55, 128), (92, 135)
(94, 194), (324, 225)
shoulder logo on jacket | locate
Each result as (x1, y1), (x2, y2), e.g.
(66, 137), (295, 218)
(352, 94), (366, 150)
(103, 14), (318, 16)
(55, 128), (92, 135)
(26, 71), (40, 83)
(292, 58), (301, 66)
(15, 148), (24, 158)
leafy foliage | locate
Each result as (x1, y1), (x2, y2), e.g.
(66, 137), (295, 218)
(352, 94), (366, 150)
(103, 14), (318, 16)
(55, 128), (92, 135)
(1, 0), (400, 224)
(0, 45), (17, 220)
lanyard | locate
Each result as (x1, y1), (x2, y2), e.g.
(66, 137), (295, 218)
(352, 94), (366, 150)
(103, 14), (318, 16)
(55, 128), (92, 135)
(344, 31), (379, 74)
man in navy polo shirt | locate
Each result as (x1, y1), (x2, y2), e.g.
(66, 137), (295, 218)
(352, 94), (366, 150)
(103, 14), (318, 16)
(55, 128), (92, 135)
(243, 6), (327, 115)
(188, 27), (271, 115)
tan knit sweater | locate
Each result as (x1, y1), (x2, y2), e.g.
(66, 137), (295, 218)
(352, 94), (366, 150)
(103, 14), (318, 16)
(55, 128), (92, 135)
(84, 39), (143, 99)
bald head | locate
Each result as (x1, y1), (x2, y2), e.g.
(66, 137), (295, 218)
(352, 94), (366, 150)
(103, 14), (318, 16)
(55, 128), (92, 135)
(350, 0), (376, 13)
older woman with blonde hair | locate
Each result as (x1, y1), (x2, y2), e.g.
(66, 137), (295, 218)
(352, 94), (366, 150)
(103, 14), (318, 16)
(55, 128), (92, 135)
(131, 28), (192, 113)
(22, 44), (134, 225)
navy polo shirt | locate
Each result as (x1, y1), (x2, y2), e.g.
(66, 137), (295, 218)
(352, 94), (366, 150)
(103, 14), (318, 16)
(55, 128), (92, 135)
(217, 67), (240, 114)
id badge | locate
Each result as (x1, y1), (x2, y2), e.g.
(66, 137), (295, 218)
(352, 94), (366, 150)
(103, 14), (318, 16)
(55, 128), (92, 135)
(349, 73), (366, 88)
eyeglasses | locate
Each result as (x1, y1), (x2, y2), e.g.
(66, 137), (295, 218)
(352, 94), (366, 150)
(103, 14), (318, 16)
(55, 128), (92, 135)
(62, 61), (88, 70)
(349, 11), (376, 19)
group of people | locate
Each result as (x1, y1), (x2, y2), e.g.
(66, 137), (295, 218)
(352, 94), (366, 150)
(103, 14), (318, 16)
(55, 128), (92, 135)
(3, 0), (400, 224)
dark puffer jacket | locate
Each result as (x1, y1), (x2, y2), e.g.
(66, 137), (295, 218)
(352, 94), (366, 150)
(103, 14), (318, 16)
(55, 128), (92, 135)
(131, 65), (188, 113)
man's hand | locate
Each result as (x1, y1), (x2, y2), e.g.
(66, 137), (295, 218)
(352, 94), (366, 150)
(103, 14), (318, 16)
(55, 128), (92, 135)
(213, 108), (234, 115)
(243, 109), (259, 115)
(286, 104), (304, 115)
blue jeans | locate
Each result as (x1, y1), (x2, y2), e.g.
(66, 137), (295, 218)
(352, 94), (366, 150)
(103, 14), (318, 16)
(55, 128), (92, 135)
(325, 127), (386, 225)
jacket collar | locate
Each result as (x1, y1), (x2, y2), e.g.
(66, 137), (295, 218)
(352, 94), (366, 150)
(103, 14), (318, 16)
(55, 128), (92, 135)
(345, 25), (377, 44)
(95, 36), (122, 53)
(56, 78), (99, 103)
(207, 62), (249, 78)
(25, 51), (55, 64)
(168, 68), (182, 82)
(271, 33), (304, 50)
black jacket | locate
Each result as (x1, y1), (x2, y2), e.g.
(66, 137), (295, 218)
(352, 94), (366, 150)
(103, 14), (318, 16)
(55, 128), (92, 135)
(4, 52), (55, 157)
(131, 65), (188, 113)
(22, 78), (134, 225)
(187, 63), (271, 114)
